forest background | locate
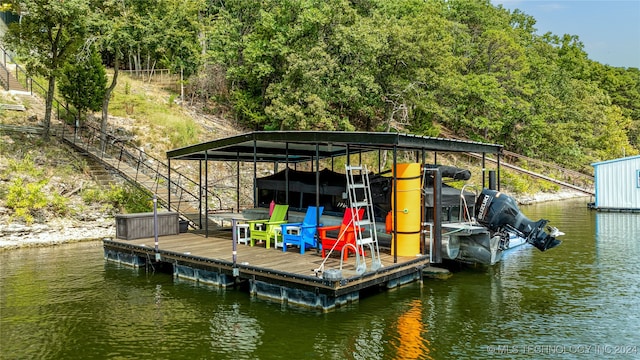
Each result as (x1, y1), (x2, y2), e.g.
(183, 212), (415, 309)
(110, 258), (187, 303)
(2, 0), (639, 175)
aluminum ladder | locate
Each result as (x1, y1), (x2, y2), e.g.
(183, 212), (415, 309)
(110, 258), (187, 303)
(345, 165), (382, 274)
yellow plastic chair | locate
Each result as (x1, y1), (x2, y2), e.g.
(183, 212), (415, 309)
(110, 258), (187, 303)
(248, 204), (289, 249)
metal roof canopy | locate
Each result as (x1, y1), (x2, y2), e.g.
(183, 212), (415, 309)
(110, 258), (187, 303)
(167, 131), (503, 162)
(166, 131), (503, 264)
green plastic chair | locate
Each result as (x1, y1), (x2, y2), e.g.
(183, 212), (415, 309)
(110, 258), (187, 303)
(248, 204), (289, 249)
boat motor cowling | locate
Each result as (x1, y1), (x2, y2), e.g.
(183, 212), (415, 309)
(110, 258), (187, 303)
(474, 189), (562, 251)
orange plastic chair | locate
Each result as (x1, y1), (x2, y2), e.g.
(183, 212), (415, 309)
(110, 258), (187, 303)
(318, 208), (365, 261)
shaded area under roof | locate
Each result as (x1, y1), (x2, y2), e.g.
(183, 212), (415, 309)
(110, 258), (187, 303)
(167, 131), (503, 163)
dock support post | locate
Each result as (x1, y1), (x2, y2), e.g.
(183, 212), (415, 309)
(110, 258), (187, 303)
(432, 169), (442, 264)
(422, 168), (442, 263)
(153, 194), (160, 261)
(497, 152), (501, 191)
(205, 152), (209, 237)
(232, 218), (239, 277)
(392, 145), (397, 263)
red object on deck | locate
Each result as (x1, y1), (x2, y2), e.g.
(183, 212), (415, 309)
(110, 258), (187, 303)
(318, 208), (365, 261)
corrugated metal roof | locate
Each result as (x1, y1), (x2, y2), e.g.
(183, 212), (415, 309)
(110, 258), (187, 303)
(166, 131), (503, 162)
(592, 154), (640, 210)
(592, 154), (640, 167)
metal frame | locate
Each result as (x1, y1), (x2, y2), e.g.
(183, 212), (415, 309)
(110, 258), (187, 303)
(167, 131), (502, 163)
(166, 131), (503, 262)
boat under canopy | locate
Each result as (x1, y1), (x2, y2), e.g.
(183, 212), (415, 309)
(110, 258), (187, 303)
(166, 131), (506, 264)
(256, 167), (477, 223)
(103, 131), (562, 312)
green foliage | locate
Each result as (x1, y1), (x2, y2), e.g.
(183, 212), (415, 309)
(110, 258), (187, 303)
(90, 0), (203, 77)
(6, 155), (42, 178)
(500, 170), (561, 195)
(168, 93), (178, 107)
(0, 150), (75, 224)
(59, 48), (107, 122)
(4, 0), (639, 176)
(153, 0), (203, 77)
(205, 0), (638, 171)
(82, 185), (153, 214)
(167, 119), (198, 148)
(6, 178), (48, 224)
(3, 0), (91, 137)
(500, 171), (531, 194)
(3, 0), (89, 77)
(5, 177), (69, 225)
(107, 74), (201, 149)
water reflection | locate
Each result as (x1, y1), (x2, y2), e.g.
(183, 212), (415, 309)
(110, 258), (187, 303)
(346, 318), (385, 359)
(2, 201), (640, 359)
(393, 299), (431, 359)
(595, 212), (640, 262)
(593, 212), (640, 346)
(208, 303), (263, 356)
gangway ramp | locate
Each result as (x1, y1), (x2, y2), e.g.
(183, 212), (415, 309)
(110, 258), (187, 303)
(466, 151), (595, 196)
(51, 123), (221, 230)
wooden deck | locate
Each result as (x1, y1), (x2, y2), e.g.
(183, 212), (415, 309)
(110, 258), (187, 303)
(103, 230), (432, 311)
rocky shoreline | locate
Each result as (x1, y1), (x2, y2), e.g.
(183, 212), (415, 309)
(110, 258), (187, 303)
(0, 190), (589, 251)
(0, 218), (115, 250)
(515, 189), (590, 205)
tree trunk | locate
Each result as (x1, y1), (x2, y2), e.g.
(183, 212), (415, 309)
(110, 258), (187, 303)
(43, 75), (56, 140)
(149, 59), (156, 82)
(101, 55), (120, 153)
(135, 46), (141, 73)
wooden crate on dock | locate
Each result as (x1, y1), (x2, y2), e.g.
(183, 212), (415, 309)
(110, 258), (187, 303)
(115, 212), (179, 240)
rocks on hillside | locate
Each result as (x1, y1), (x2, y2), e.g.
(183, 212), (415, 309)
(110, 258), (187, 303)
(514, 189), (588, 205)
(0, 218), (115, 250)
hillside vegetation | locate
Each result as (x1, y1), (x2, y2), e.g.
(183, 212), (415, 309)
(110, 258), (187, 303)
(2, 0), (638, 177)
(1, 70), (262, 228)
(201, 0), (639, 172)
(2, 0), (632, 230)
(1, 72), (576, 231)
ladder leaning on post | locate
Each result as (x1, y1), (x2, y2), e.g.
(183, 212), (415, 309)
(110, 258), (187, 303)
(345, 165), (382, 275)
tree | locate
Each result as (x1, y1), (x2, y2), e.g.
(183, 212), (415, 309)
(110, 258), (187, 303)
(90, 0), (138, 151)
(59, 48), (107, 127)
(590, 64), (640, 152)
(207, 0), (295, 128)
(153, 0), (204, 79)
(88, 0), (204, 151)
(3, 0), (90, 140)
(265, 1), (380, 131)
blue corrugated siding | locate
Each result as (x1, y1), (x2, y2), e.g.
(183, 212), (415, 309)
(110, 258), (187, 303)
(592, 156), (640, 210)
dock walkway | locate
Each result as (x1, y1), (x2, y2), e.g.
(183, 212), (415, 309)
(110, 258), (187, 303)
(103, 232), (430, 311)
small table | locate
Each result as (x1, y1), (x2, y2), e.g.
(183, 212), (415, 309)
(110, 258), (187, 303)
(272, 227), (283, 249)
(281, 225), (301, 252)
(236, 223), (250, 245)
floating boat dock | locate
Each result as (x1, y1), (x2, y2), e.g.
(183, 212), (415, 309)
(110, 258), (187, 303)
(103, 231), (435, 311)
(105, 131), (504, 310)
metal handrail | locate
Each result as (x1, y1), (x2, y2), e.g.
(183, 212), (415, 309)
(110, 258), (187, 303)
(0, 45), (33, 93)
(59, 120), (226, 216)
(1, 45), (229, 224)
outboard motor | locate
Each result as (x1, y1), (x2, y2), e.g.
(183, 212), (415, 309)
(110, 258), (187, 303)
(474, 189), (562, 251)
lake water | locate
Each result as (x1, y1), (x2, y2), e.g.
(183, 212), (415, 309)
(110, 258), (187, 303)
(1, 198), (639, 359)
